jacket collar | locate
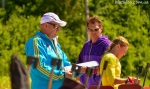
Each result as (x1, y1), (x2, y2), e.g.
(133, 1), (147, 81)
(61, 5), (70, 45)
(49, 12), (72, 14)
(88, 35), (109, 46)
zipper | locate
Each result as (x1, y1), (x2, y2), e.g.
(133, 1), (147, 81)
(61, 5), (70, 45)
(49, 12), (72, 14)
(89, 43), (92, 61)
(49, 39), (64, 68)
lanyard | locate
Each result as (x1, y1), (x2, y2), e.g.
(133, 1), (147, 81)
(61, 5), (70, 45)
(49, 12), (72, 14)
(50, 39), (64, 68)
(50, 39), (61, 59)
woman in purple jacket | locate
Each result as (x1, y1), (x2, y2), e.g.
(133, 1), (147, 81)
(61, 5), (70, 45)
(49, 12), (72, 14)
(76, 16), (111, 88)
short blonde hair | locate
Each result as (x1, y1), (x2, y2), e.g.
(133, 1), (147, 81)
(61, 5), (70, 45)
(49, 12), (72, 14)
(107, 36), (129, 52)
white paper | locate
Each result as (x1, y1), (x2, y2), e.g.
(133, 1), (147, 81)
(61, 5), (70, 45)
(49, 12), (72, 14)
(64, 61), (99, 71)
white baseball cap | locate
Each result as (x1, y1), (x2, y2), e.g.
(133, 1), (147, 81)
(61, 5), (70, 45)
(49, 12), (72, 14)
(40, 12), (67, 27)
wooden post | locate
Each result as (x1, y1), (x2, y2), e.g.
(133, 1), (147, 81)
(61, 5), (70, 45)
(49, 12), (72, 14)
(84, 0), (89, 41)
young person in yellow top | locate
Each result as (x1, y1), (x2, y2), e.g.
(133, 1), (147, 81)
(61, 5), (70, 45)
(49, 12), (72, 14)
(99, 36), (139, 89)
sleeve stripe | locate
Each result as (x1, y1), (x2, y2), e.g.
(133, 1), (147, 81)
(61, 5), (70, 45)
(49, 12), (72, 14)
(33, 36), (64, 80)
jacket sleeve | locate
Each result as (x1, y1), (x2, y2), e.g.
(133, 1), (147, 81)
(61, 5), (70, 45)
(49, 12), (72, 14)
(61, 51), (71, 67)
(76, 45), (85, 64)
(103, 39), (112, 51)
(25, 37), (66, 81)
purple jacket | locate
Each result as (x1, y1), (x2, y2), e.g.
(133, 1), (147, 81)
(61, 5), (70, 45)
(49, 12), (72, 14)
(77, 35), (111, 88)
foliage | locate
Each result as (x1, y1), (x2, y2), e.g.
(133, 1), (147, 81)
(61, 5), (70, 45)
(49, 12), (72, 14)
(0, 13), (40, 76)
(0, 76), (11, 89)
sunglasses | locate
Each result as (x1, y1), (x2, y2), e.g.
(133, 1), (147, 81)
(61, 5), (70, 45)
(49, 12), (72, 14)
(88, 28), (99, 31)
(47, 22), (60, 29)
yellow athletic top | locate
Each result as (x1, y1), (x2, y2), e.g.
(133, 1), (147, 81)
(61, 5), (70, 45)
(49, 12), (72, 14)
(99, 52), (121, 89)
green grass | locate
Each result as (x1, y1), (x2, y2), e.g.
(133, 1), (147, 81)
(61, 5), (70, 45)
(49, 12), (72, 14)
(139, 77), (150, 86)
(0, 76), (11, 89)
(0, 76), (32, 89)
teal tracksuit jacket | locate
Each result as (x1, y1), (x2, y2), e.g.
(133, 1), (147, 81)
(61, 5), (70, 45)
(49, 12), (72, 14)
(25, 31), (71, 89)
